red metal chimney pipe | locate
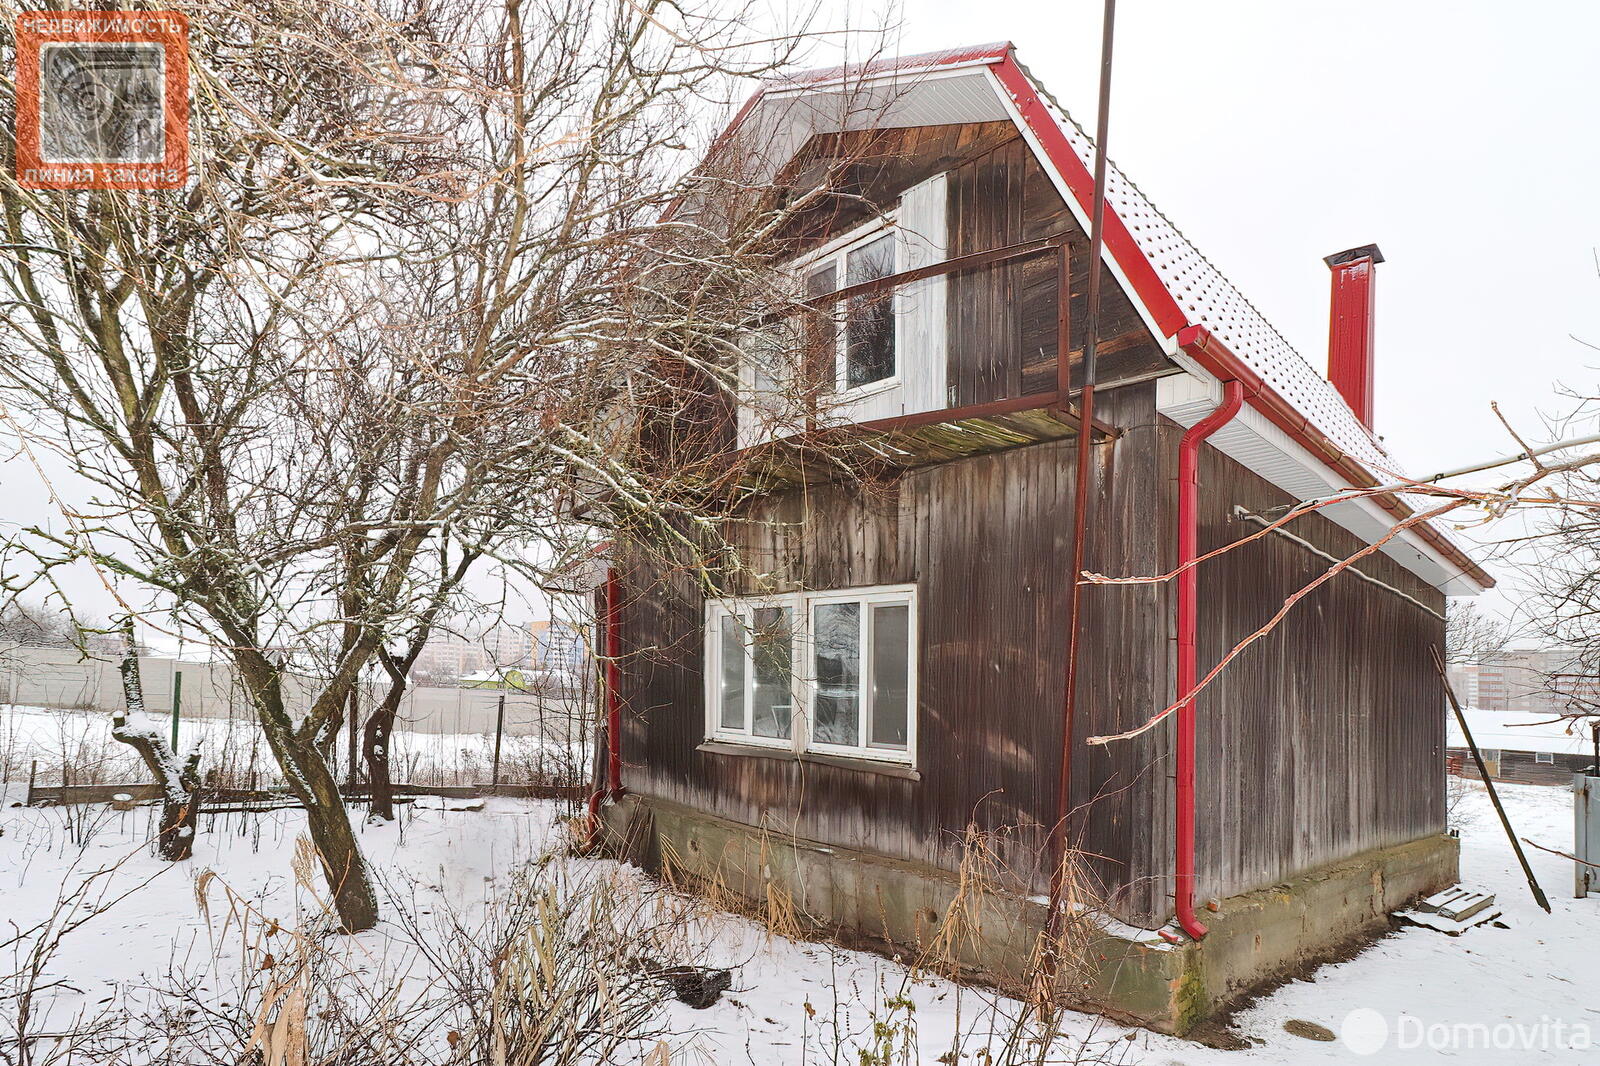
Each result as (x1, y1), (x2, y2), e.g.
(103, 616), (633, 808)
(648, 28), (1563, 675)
(1174, 378), (1244, 941)
(1324, 244), (1384, 429)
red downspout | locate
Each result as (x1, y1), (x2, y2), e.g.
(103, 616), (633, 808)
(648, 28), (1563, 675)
(604, 566), (622, 797)
(1174, 379), (1243, 941)
(586, 567), (624, 841)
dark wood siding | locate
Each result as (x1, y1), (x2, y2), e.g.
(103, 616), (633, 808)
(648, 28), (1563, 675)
(1451, 749), (1595, 787)
(946, 136), (1169, 406)
(619, 384), (1175, 923)
(620, 382), (1453, 925)
(1191, 434), (1449, 901)
(624, 110), (1453, 925)
(776, 122), (1021, 254)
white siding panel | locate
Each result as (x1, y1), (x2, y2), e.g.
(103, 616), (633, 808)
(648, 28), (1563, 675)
(741, 173), (951, 442)
(1155, 371), (1481, 596)
(897, 173), (948, 418)
(827, 172), (948, 425)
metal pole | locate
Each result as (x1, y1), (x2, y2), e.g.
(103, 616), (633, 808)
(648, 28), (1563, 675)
(491, 692), (507, 791)
(170, 669), (182, 750)
(1049, 0), (1117, 951)
(1432, 646), (1550, 912)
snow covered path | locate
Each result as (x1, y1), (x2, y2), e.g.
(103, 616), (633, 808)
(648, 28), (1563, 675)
(1, 778), (1594, 1063)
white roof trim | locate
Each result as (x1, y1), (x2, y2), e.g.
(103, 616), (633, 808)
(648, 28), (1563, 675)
(1157, 368), (1481, 597)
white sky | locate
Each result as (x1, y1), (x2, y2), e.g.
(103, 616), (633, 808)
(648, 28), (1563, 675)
(8, 1), (1598, 635)
(870, 0), (1600, 624)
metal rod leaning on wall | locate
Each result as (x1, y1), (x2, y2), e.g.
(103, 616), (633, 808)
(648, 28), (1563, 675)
(1431, 644), (1551, 913)
(1047, 0), (1116, 963)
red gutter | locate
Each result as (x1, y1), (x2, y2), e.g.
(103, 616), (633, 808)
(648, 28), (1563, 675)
(1174, 379), (1244, 940)
(586, 566), (625, 842)
(1177, 326), (1493, 589)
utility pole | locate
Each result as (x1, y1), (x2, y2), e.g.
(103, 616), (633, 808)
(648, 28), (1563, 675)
(491, 692), (507, 792)
(170, 669), (182, 750)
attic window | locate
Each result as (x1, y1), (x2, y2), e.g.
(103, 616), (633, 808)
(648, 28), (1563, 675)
(843, 234), (896, 388)
(800, 218), (899, 395)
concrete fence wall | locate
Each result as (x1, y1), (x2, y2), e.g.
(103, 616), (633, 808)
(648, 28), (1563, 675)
(0, 643), (593, 741)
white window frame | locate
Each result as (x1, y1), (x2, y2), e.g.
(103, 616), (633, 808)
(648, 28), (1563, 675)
(791, 215), (901, 401)
(1535, 751), (1556, 765)
(704, 596), (801, 752)
(704, 582), (918, 765)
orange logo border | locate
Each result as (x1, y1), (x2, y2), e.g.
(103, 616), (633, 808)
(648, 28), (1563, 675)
(14, 10), (189, 190)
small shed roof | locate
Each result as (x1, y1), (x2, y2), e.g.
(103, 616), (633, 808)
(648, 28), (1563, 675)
(1448, 708), (1597, 757)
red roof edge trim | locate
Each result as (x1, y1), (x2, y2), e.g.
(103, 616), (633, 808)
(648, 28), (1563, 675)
(1178, 325), (1494, 590)
(988, 53), (1188, 339)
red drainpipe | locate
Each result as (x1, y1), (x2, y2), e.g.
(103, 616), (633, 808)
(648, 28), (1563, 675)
(1174, 379), (1243, 940)
(586, 566), (624, 840)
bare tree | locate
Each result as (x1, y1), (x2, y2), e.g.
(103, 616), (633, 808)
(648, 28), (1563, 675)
(0, 0), (874, 929)
(110, 619), (202, 861)
(1445, 599), (1510, 665)
(364, 541), (481, 822)
(0, 600), (75, 648)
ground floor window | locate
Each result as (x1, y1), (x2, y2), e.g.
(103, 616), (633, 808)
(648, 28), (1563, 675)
(1535, 751), (1555, 765)
(706, 584), (916, 763)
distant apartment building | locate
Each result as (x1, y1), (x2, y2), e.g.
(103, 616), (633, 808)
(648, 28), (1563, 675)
(1450, 648), (1599, 717)
(532, 620), (587, 675)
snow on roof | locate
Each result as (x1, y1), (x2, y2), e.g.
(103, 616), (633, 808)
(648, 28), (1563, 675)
(1447, 708), (1596, 757)
(1005, 59), (1397, 479)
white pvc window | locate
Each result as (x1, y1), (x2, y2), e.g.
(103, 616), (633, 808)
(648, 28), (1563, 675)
(797, 218), (899, 396)
(709, 601), (796, 748)
(706, 584), (916, 764)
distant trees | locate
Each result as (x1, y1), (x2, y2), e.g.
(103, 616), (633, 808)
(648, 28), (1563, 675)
(0, 601), (75, 648)
(1445, 600), (1509, 666)
(0, 0), (871, 927)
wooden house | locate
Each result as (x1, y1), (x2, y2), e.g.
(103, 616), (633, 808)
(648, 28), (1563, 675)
(1449, 708), (1599, 787)
(597, 43), (1494, 1031)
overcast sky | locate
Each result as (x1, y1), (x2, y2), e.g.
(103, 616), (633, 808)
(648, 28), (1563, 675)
(859, 0), (1600, 624)
(7, 1), (1596, 636)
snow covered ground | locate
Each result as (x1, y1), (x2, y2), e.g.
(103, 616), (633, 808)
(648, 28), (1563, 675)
(1, 774), (1594, 1063)
(0, 703), (584, 792)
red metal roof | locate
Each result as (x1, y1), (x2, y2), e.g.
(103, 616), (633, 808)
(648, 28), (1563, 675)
(716, 43), (1491, 589)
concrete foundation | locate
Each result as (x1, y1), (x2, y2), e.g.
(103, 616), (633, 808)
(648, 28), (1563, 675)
(600, 793), (1459, 1034)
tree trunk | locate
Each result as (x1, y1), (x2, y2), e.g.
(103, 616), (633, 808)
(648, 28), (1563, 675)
(156, 783), (202, 862)
(110, 629), (202, 861)
(363, 683), (404, 822)
(265, 723), (380, 932)
(238, 655), (380, 932)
